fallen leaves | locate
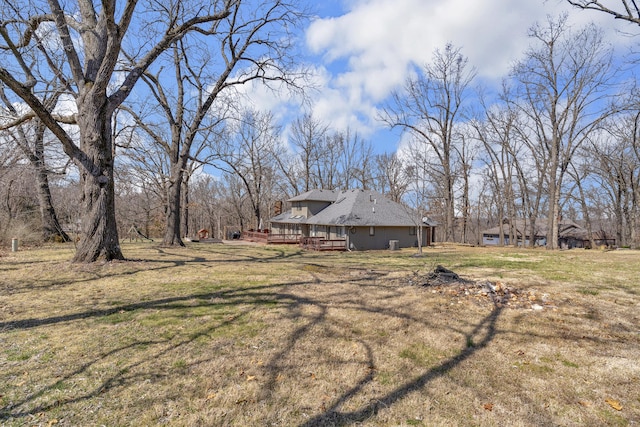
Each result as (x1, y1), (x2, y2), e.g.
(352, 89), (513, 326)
(605, 398), (623, 411)
(483, 403), (494, 411)
(577, 398), (622, 411)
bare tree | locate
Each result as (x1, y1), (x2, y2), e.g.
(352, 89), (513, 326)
(187, 173), (239, 239)
(584, 114), (640, 247)
(333, 128), (374, 190)
(401, 139), (437, 254)
(0, 0), (242, 261)
(0, 84), (70, 242)
(118, 0), (305, 246)
(0, 140), (23, 240)
(472, 89), (527, 246)
(180, 161), (201, 240)
(509, 15), (618, 249)
(372, 152), (410, 203)
(287, 112), (328, 193)
(0, 0), (305, 261)
(455, 132), (477, 243)
(566, 159), (597, 248)
(212, 110), (281, 229)
(380, 43), (476, 242)
(567, 0), (640, 25)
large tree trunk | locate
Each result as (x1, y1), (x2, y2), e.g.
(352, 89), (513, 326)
(72, 101), (124, 263)
(163, 165), (185, 246)
(73, 173), (122, 262)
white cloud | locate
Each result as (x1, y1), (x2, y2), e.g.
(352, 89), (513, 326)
(303, 0), (635, 144)
(225, 0), (637, 152)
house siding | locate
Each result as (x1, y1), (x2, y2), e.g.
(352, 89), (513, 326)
(347, 226), (422, 250)
(292, 200), (332, 218)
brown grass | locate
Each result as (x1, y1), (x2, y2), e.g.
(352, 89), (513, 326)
(1, 243), (639, 426)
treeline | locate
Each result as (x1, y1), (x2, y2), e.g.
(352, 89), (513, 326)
(1, 2), (639, 261)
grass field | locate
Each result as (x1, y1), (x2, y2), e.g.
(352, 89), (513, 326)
(1, 242), (638, 426)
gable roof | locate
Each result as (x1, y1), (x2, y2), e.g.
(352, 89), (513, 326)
(482, 219), (587, 239)
(292, 189), (419, 227)
(288, 189), (338, 203)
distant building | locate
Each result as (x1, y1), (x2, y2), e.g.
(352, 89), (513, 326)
(267, 189), (437, 251)
(481, 219), (615, 248)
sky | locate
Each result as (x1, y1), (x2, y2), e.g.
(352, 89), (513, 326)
(245, 0), (639, 154)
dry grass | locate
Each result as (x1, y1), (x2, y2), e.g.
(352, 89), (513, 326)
(1, 242), (639, 426)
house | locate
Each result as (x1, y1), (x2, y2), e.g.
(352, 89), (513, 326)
(268, 189), (436, 250)
(481, 220), (543, 247)
(481, 218), (615, 248)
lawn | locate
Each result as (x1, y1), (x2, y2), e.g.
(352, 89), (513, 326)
(0, 242), (638, 426)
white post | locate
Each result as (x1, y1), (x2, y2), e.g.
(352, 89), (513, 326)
(11, 238), (18, 252)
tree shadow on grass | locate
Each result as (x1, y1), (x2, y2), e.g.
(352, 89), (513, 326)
(0, 339), (165, 419)
(297, 304), (504, 427)
(0, 280), (312, 331)
(0, 281), (309, 420)
(0, 245), (304, 296)
(1, 269), (400, 421)
(2, 261), (576, 426)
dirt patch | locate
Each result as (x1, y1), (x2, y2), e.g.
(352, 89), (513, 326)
(406, 265), (554, 310)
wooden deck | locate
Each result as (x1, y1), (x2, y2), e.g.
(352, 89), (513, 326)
(241, 231), (302, 244)
(241, 232), (346, 251)
(241, 230), (270, 243)
(300, 237), (347, 251)
(267, 234), (301, 244)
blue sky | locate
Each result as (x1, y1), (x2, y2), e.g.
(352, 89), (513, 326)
(240, 0), (638, 155)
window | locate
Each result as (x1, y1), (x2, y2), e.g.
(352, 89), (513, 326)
(409, 227), (416, 235)
(369, 226), (375, 236)
(336, 226), (345, 238)
(313, 225), (326, 237)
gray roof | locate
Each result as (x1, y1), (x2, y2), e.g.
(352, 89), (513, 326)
(269, 211), (308, 224)
(288, 189), (338, 203)
(482, 219), (587, 238)
(304, 189), (418, 227)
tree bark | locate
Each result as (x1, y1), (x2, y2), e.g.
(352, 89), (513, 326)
(163, 164), (185, 246)
(72, 99), (124, 262)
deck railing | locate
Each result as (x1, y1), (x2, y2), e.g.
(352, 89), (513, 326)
(241, 231), (302, 244)
(300, 237), (346, 251)
(267, 233), (301, 244)
(241, 232), (345, 250)
(241, 230), (270, 242)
